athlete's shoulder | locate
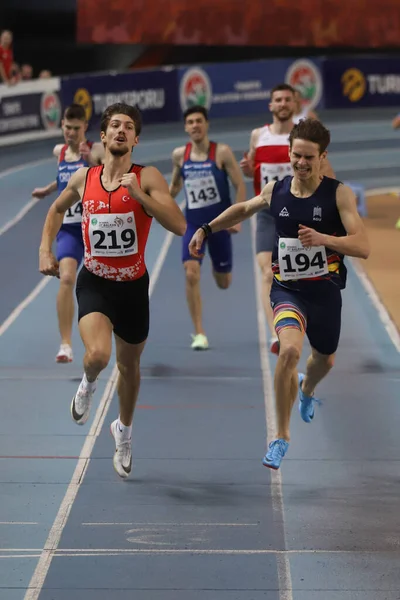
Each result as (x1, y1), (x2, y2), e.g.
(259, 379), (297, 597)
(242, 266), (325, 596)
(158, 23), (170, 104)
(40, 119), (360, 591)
(171, 145), (186, 163)
(260, 180), (277, 206)
(335, 181), (354, 201)
(250, 127), (263, 140)
(139, 165), (165, 182)
(53, 144), (64, 158)
(215, 141), (232, 154)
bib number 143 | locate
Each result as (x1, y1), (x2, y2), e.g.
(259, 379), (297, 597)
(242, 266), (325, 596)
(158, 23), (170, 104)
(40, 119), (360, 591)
(278, 238), (328, 281)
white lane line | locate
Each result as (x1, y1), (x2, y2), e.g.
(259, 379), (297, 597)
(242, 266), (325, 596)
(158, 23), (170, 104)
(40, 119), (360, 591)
(251, 216), (293, 600)
(0, 522), (39, 525)
(0, 158), (53, 181)
(24, 227), (176, 600)
(0, 158), (53, 237)
(350, 259), (400, 353)
(0, 278), (51, 338)
(0, 197), (43, 237)
(0, 554), (42, 559)
(349, 184), (400, 353)
(82, 522), (259, 527)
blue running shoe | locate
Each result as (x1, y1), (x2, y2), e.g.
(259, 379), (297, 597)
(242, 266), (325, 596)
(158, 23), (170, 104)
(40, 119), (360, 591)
(262, 438), (289, 470)
(298, 372), (322, 423)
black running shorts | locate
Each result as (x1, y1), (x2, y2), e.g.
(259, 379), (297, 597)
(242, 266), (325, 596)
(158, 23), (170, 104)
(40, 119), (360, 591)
(76, 266), (150, 345)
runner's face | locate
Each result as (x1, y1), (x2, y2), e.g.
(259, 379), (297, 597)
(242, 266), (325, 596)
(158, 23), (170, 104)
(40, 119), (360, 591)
(185, 113), (208, 142)
(0, 31), (12, 48)
(102, 114), (138, 156)
(269, 90), (295, 122)
(62, 118), (87, 147)
(290, 139), (326, 180)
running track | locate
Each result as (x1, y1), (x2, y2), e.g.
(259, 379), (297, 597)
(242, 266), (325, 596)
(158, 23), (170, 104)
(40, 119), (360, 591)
(1, 108), (400, 600)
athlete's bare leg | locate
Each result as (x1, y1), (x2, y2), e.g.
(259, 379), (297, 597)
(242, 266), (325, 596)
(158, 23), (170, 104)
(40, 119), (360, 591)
(256, 251), (275, 337)
(70, 312), (113, 426)
(79, 312), (113, 380)
(184, 260), (205, 335)
(273, 327), (304, 441)
(114, 335), (146, 427)
(212, 270), (231, 289)
(301, 348), (335, 397)
(56, 257), (78, 347)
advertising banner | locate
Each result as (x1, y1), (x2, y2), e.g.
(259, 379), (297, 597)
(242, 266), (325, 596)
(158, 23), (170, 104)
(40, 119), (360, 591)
(60, 69), (180, 130)
(323, 57), (400, 108)
(178, 58), (324, 119)
(0, 77), (62, 146)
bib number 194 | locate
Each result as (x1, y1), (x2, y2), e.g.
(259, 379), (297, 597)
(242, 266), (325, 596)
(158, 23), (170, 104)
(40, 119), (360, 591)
(278, 238), (328, 281)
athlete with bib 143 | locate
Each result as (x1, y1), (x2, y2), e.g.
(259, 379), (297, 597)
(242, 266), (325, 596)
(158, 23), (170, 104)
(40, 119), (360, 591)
(189, 118), (370, 470)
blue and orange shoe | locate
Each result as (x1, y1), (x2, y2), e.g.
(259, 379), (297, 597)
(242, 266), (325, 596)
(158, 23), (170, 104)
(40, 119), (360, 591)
(298, 372), (322, 423)
(262, 438), (289, 470)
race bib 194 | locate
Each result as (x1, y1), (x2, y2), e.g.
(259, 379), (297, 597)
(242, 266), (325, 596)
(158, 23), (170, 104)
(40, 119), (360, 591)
(63, 201), (83, 224)
(278, 237), (328, 281)
(185, 175), (221, 210)
(89, 212), (138, 257)
(260, 162), (293, 187)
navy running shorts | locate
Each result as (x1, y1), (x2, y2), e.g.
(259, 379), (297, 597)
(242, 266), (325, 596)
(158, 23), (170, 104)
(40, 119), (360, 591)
(270, 280), (342, 355)
(182, 222), (233, 273)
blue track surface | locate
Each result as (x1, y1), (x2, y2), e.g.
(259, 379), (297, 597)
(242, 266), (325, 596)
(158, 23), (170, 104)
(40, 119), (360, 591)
(1, 109), (400, 600)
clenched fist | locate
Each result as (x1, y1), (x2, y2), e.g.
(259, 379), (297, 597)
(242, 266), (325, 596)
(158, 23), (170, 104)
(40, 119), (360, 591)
(188, 228), (206, 259)
(79, 142), (92, 162)
(119, 172), (142, 202)
(32, 187), (49, 199)
(39, 250), (59, 277)
(298, 224), (325, 247)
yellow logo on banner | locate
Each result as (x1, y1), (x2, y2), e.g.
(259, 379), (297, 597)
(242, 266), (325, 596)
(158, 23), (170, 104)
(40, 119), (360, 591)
(73, 88), (93, 121)
(341, 68), (366, 102)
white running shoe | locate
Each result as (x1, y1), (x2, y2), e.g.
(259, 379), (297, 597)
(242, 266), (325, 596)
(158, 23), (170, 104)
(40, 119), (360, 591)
(70, 379), (96, 425)
(190, 333), (209, 350)
(56, 343), (73, 363)
(110, 419), (132, 479)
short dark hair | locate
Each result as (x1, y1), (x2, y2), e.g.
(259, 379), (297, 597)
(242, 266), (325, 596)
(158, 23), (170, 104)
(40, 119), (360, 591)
(183, 105), (208, 122)
(100, 102), (142, 136)
(63, 103), (86, 122)
(289, 118), (331, 154)
(270, 83), (296, 100)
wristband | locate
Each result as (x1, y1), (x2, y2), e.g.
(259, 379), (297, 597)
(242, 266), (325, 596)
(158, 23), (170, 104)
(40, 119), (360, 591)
(200, 223), (212, 238)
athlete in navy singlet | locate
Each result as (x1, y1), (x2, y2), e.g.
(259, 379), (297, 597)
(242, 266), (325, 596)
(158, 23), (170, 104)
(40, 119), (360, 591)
(189, 118), (370, 469)
(170, 105), (246, 350)
(33, 104), (104, 363)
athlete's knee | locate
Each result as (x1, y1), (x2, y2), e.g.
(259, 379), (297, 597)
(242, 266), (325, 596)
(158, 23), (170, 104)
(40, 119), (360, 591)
(214, 272), (231, 289)
(259, 263), (273, 287)
(86, 347), (110, 372)
(59, 270), (76, 288)
(279, 343), (301, 369)
(184, 262), (200, 286)
(117, 356), (140, 380)
(316, 352), (335, 370)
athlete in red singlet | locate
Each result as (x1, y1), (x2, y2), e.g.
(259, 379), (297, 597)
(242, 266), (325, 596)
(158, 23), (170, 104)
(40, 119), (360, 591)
(240, 84), (296, 355)
(39, 102), (186, 479)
